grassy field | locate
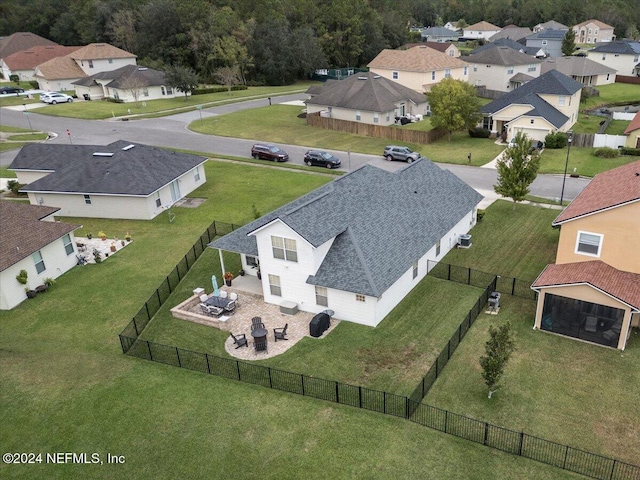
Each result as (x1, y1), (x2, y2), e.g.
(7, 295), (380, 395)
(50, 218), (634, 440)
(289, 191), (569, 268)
(582, 83), (640, 110)
(0, 160), (585, 479)
(538, 146), (639, 177)
(424, 295), (640, 465)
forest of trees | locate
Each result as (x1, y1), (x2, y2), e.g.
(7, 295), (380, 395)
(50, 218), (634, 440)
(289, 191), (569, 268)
(1, 0), (638, 85)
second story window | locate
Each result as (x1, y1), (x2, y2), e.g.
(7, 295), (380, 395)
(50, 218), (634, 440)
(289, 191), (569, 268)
(88, 60), (93, 68)
(576, 231), (603, 257)
(528, 64), (536, 72)
(431, 71), (436, 80)
(272, 236), (297, 262)
(559, 96), (566, 106)
(507, 66), (514, 74)
(392, 71), (398, 79)
(194, 166), (200, 182)
(84, 194), (92, 205)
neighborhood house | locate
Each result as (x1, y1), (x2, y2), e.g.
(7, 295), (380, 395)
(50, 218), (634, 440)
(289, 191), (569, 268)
(209, 159), (483, 327)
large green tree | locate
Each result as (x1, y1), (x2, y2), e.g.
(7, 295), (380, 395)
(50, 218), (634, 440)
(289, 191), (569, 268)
(494, 132), (541, 204)
(562, 27), (576, 56)
(427, 78), (481, 140)
(164, 64), (199, 101)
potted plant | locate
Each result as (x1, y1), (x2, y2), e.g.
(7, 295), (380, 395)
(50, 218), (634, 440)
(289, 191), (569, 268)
(121, 240), (125, 246)
(98, 231), (107, 241)
(110, 241), (117, 252)
(87, 233), (93, 239)
(223, 271), (234, 286)
(125, 232), (131, 242)
(16, 269), (28, 285)
(25, 287), (37, 299)
(93, 249), (102, 263)
(238, 269), (245, 276)
(257, 269), (262, 280)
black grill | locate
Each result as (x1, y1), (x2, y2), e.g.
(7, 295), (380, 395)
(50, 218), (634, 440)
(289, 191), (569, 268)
(309, 312), (330, 338)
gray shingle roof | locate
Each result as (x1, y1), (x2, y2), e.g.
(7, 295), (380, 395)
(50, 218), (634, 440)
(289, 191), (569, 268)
(526, 29), (568, 40)
(72, 64), (167, 88)
(10, 141), (207, 196)
(541, 56), (616, 76)
(466, 46), (542, 66)
(210, 160), (482, 296)
(306, 72), (426, 112)
(488, 27), (532, 42)
(589, 40), (640, 54)
(471, 38), (527, 54)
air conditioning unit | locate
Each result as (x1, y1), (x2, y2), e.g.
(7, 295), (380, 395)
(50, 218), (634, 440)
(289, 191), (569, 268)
(459, 234), (472, 248)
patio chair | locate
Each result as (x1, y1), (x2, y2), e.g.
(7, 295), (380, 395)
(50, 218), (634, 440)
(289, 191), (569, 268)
(230, 333), (248, 349)
(200, 303), (223, 316)
(76, 254), (87, 266)
(229, 292), (238, 305)
(254, 336), (268, 353)
(274, 323), (288, 342)
(251, 316), (265, 331)
(219, 290), (228, 299)
(224, 300), (236, 313)
(199, 293), (209, 303)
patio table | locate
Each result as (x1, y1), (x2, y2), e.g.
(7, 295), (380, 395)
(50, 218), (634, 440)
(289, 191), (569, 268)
(206, 295), (233, 309)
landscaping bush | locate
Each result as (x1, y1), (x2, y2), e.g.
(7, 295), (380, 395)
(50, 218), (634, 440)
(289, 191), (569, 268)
(192, 85), (248, 95)
(29, 81), (39, 89)
(7, 180), (26, 196)
(620, 146), (640, 156)
(594, 147), (619, 158)
(9, 74), (19, 83)
(544, 132), (568, 149)
(105, 97), (124, 103)
(468, 127), (491, 138)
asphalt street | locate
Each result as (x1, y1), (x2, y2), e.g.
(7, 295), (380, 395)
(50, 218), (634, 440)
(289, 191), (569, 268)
(0, 93), (590, 202)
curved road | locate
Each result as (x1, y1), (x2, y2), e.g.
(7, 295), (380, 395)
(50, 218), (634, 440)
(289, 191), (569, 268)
(0, 94), (590, 202)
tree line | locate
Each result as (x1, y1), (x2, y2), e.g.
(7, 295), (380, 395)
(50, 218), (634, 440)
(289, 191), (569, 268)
(1, 0), (638, 85)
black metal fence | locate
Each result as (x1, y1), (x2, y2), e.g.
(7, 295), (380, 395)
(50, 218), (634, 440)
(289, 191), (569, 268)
(119, 335), (640, 480)
(119, 219), (239, 352)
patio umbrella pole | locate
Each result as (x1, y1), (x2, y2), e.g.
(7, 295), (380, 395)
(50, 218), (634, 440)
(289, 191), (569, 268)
(218, 249), (226, 287)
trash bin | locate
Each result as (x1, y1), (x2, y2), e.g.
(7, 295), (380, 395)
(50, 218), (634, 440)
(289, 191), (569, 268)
(83, 94), (90, 101)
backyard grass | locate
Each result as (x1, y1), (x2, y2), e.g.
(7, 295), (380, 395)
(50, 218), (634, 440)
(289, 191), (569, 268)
(606, 119), (633, 135)
(538, 146), (639, 177)
(424, 295), (640, 465)
(582, 83), (640, 110)
(0, 166), (16, 177)
(0, 159), (584, 479)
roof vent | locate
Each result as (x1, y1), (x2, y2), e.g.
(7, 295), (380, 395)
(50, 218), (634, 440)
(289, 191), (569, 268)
(358, 76), (368, 80)
(122, 144), (135, 151)
(373, 75), (381, 78)
(138, 67), (148, 71)
(93, 152), (114, 157)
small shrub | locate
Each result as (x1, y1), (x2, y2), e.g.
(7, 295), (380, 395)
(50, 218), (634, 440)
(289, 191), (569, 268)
(192, 85), (248, 95)
(9, 74), (19, 83)
(468, 127), (491, 138)
(477, 209), (485, 222)
(594, 147), (619, 158)
(43, 277), (56, 287)
(620, 146), (640, 156)
(29, 81), (39, 89)
(7, 180), (26, 196)
(105, 97), (125, 103)
(544, 132), (568, 149)
(16, 270), (28, 284)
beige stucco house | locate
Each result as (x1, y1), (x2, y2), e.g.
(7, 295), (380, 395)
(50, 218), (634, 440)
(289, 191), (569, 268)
(0, 203), (80, 310)
(1, 45), (80, 82)
(587, 40), (640, 77)
(541, 56), (616, 86)
(368, 45), (469, 92)
(9, 141), (207, 220)
(481, 69), (582, 142)
(531, 161), (640, 350)
(466, 46), (542, 91)
(573, 20), (616, 44)
(624, 112), (640, 148)
(305, 72), (429, 126)
(462, 21), (501, 40)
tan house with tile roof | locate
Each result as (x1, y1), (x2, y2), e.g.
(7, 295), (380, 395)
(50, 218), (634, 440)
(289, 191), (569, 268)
(0, 202), (81, 310)
(462, 21), (501, 40)
(1, 45), (80, 82)
(531, 160), (640, 350)
(0, 32), (57, 61)
(33, 56), (87, 91)
(368, 45), (469, 92)
(573, 19), (615, 44)
(624, 111), (640, 148)
(466, 46), (542, 91)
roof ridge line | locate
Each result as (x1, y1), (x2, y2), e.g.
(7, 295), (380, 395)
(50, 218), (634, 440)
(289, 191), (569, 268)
(345, 227), (381, 297)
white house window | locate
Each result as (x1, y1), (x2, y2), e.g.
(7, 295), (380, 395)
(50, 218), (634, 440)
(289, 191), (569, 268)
(356, 111), (361, 121)
(315, 286), (328, 307)
(355, 294), (365, 302)
(602, 54), (606, 60)
(271, 236), (297, 262)
(161, 86), (166, 95)
(246, 255), (258, 267)
(83, 194), (92, 205)
(431, 71), (436, 80)
(373, 113), (379, 123)
(507, 66), (514, 74)
(542, 40), (547, 46)
(386, 112), (390, 122)
(473, 65), (477, 72)
(559, 96), (566, 106)
(530, 119), (534, 124)
(62, 234), (74, 256)
(587, 38), (591, 43)
(528, 64), (536, 72)
(194, 166), (200, 182)
(576, 231), (603, 256)
(444, 69), (451, 78)
(635, 55), (639, 62)
(588, 29), (592, 34)
(155, 191), (161, 208)
(269, 274), (281, 296)
(392, 71), (398, 79)
(606, 73), (610, 81)
(412, 262), (418, 279)
(449, 50), (454, 57)
(436, 240), (441, 256)
(166, 86), (173, 95)
(33, 250), (46, 274)
(88, 60), (93, 68)
(143, 87), (149, 97)
(595, 29), (598, 35)
(463, 66), (468, 75)
(108, 58), (113, 64)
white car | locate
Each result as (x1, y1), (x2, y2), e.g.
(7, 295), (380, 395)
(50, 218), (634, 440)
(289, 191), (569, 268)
(42, 92), (73, 104)
(39, 92), (60, 102)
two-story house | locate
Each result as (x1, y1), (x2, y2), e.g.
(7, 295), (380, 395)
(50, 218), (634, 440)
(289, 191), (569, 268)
(305, 72), (429, 126)
(462, 21), (501, 40)
(525, 29), (568, 58)
(533, 20), (568, 34)
(368, 45), (469, 93)
(480, 69), (582, 142)
(624, 112), (640, 149)
(541, 56), (616, 86)
(587, 40), (640, 77)
(1, 45), (80, 82)
(209, 160), (483, 327)
(573, 20), (616, 44)
(466, 46), (542, 91)
(531, 161), (640, 350)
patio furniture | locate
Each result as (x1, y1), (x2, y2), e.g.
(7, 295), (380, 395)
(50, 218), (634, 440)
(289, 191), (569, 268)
(206, 295), (233, 310)
(199, 293), (209, 303)
(76, 242), (87, 252)
(274, 323), (288, 341)
(230, 333), (248, 349)
(200, 303), (223, 316)
(193, 287), (205, 297)
(76, 254), (87, 266)
(229, 292), (238, 305)
(219, 290), (228, 298)
(251, 317), (265, 331)
(584, 316), (598, 333)
(224, 300), (237, 313)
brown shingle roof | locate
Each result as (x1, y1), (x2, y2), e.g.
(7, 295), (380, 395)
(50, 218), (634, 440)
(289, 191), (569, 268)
(575, 19), (614, 30)
(531, 261), (640, 310)
(368, 46), (467, 72)
(0, 32), (57, 59)
(0, 202), (80, 271)
(465, 21), (501, 31)
(69, 43), (136, 60)
(553, 160), (640, 224)
(34, 55), (86, 80)
(624, 111), (640, 135)
(3, 45), (81, 70)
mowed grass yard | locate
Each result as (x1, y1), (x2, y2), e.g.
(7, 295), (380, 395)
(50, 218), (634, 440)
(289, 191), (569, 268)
(0, 160), (583, 480)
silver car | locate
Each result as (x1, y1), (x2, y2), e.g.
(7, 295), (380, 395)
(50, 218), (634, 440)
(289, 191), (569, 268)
(383, 145), (421, 163)
(43, 92), (73, 104)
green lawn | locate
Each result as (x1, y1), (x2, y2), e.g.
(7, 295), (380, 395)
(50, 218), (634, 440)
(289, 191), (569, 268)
(0, 160), (584, 479)
(606, 119), (632, 135)
(582, 83), (640, 110)
(538, 146), (639, 177)
(424, 295), (640, 465)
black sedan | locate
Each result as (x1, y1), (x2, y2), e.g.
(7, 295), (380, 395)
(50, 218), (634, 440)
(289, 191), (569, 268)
(303, 150), (341, 169)
(0, 86), (25, 95)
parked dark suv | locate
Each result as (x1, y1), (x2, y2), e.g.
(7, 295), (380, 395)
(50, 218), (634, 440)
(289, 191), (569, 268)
(251, 144), (289, 162)
(0, 86), (25, 95)
(303, 150), (341, 169)
(383, 145), (421, 163)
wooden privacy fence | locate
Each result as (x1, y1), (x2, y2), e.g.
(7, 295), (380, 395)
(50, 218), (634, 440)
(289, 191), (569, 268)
(616, 75), (640, 85)
(306, 112), (447, 145)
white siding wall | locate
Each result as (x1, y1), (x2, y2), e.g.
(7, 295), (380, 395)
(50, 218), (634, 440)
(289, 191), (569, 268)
(0, 233), (78, 310)
(369, 67), (468, 93)
(76, 57), (136, 75)
(15, 170), (51, 184)
(468, 63), (539, 91)
(35, 76), (82, 92)
(587, 53), (638, 76)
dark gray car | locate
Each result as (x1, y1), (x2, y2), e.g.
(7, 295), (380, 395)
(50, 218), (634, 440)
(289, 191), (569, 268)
(383, 145), (421, 163)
